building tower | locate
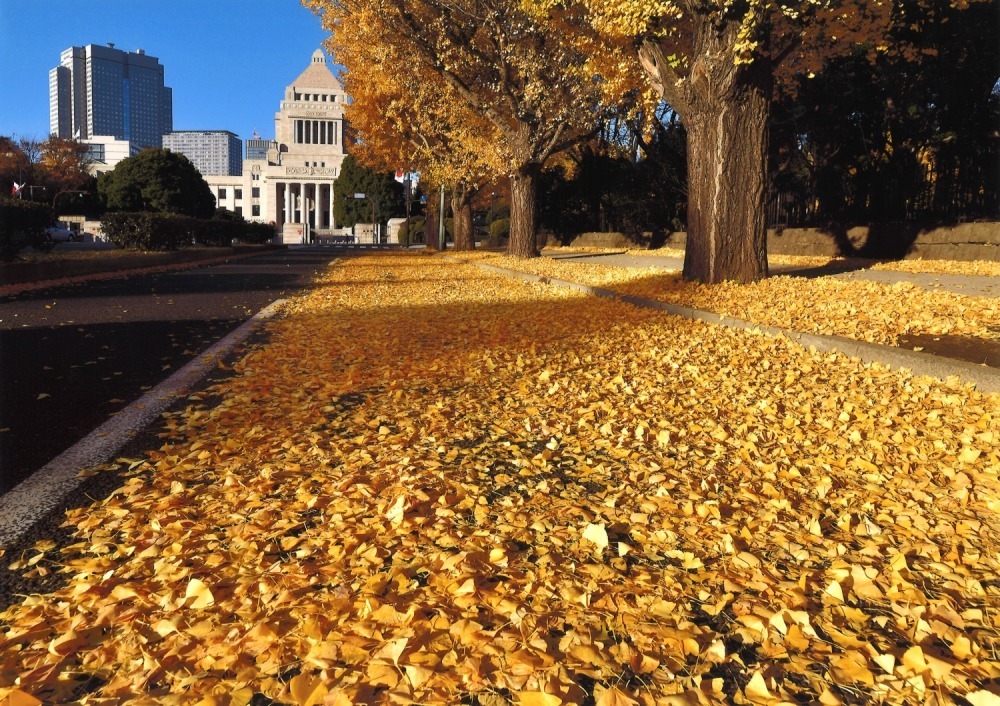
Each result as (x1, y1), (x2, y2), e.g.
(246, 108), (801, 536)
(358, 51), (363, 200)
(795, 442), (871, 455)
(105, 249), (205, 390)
(49, 43), (173, 151)
(204, 50), (350, 242)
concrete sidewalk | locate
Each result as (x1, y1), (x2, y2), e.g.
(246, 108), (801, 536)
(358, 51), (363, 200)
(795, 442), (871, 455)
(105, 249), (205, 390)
(542, 250), (1000, 298)
(467, 256), (1000, 394)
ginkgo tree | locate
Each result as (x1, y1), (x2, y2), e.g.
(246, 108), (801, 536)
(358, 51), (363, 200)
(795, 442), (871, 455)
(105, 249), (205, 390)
(543, 0), (986, 283)
(329, 28), (497, 250)
(306, 0), (634, 258)
(39, 136), (92, 194)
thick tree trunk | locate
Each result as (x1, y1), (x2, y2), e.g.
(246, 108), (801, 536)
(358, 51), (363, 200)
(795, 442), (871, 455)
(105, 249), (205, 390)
(424, 206), (439, 250)
(450, 185), (476, 251)
(683, 88), (770, 283)
(508, 162), (540, 258)
(640, 17), (772, 284)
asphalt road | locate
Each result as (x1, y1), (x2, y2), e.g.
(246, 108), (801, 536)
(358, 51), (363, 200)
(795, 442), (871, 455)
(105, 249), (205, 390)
(0, 247), (340, 494)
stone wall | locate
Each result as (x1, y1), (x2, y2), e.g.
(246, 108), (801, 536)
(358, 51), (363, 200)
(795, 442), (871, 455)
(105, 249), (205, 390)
(566, 223), (1000, 261)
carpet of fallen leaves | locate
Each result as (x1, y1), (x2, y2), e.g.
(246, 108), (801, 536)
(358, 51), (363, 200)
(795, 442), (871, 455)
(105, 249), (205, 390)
(459, 253), (1000, 347)
(619, 249), (1000, 277)
(2, 252), (1000, 706)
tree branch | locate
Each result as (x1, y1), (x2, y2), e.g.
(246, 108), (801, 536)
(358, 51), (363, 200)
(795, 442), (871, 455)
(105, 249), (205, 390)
(638, 40), (693, 118)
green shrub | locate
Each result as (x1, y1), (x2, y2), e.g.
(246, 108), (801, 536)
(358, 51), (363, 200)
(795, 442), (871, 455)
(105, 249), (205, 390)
(490, 217), (510, 240)
(196, 219), (244, 247)
(103, 212), (276, 249)
(398, 218), (424, 246)
(102, 212), (195, 250)
(0, 199), (54, 260)
(242, 222), (277, 244)
(489, 206), (510, 224)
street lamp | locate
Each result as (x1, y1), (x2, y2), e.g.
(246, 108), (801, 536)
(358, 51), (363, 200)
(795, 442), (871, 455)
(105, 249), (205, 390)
(53, 189), (87, 213)
(403, 172), (412, 248)
(437, 185), (446, 251)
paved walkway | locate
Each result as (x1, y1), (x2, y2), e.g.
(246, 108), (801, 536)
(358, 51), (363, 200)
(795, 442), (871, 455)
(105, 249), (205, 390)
(471, 256), (1000, 394)
(542, 250), (1000, 298)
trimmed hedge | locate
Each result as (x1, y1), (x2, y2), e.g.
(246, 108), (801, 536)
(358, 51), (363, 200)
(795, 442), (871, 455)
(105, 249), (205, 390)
(102, 213), (191, 250)
(398, 218), (424, 247)
(490, 217), (510, 240)
(0, 199), (55, 260)
(243, 222), (279, 245)
(102, 212), (276, 250)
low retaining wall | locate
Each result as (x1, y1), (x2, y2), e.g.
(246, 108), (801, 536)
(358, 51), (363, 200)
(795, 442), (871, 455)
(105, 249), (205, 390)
(0, 245), (280, 285)
(566, 222), (1000, 261)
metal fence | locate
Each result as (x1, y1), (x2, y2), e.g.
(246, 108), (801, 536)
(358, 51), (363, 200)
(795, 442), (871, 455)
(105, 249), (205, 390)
(767, 142), (998, 227)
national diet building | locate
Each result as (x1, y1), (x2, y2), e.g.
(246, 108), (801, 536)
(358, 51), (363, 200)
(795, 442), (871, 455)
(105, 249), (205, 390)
(205, 50), (349, 243)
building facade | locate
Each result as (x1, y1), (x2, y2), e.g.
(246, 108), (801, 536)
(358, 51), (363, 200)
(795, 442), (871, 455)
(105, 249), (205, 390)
(81, 136), (141, 175)
(163, 130), (242, 176)
(245, 136), (270, 161)
(206, 50), (349, 242)
(50, 43), (173, 151)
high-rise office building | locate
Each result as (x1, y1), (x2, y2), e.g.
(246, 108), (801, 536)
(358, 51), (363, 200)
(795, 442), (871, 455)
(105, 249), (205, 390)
(163, 130), (242, 176)
(245, 137), (271, 161)
(49, 43), (172, 151)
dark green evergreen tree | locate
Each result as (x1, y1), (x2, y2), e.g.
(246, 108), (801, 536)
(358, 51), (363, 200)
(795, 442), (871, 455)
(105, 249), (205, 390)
(333, 154), (405, 228)
(98, 148), (216, 218)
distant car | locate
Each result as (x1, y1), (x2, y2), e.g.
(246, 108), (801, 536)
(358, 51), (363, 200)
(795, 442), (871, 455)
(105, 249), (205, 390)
(45, 226), (79, 243)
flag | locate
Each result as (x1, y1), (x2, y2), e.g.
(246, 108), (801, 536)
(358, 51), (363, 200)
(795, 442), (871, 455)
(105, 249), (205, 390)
(11, 182), (23, 197)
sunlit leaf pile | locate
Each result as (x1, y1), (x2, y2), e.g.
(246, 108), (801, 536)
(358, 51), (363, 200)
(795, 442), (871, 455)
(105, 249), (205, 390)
(622, 249), (1000, 277)
(454, 253), (1000, 346)
(1, 253), (998, 705)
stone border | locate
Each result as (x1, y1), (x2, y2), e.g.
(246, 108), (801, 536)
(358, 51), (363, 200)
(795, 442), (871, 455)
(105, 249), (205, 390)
(565, 222), (1000, 261)
(461, 258), (1000, 395)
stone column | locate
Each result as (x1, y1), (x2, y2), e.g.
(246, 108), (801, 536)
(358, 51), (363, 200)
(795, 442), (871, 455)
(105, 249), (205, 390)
(314, 184), (321, 230)
(283, 183), (290, 228)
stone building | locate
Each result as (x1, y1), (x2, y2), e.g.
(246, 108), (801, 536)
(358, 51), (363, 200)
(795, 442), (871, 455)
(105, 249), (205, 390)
(205, 50), (349, 243)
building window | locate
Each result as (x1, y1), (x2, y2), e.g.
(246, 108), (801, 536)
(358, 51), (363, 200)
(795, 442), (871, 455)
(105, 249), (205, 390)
(235, 188), (243, 200)
(252, 187), (260, 198)
(252, 205), (260, 217)
(235, 207), (242, 217)
(218, 188), (227, 199)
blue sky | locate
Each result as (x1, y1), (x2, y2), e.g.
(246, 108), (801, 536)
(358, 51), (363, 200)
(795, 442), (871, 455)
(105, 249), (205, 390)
(0, 0), (333, 142)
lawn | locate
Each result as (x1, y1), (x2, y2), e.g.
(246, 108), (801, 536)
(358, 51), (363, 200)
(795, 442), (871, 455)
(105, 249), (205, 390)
(1, 252), (997, 705)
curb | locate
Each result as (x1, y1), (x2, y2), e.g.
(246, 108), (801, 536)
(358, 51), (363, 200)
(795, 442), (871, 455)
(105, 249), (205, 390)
(463, 259), (1000, 395)
(0, 298), (288, 549)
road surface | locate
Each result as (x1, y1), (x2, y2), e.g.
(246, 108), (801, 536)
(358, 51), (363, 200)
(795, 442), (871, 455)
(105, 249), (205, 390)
(0, 247), (339, 494)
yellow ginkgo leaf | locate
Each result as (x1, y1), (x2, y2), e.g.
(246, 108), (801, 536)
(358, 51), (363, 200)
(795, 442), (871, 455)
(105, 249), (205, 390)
(184, 578), (215, 610)
(582, 522), (609, 551)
